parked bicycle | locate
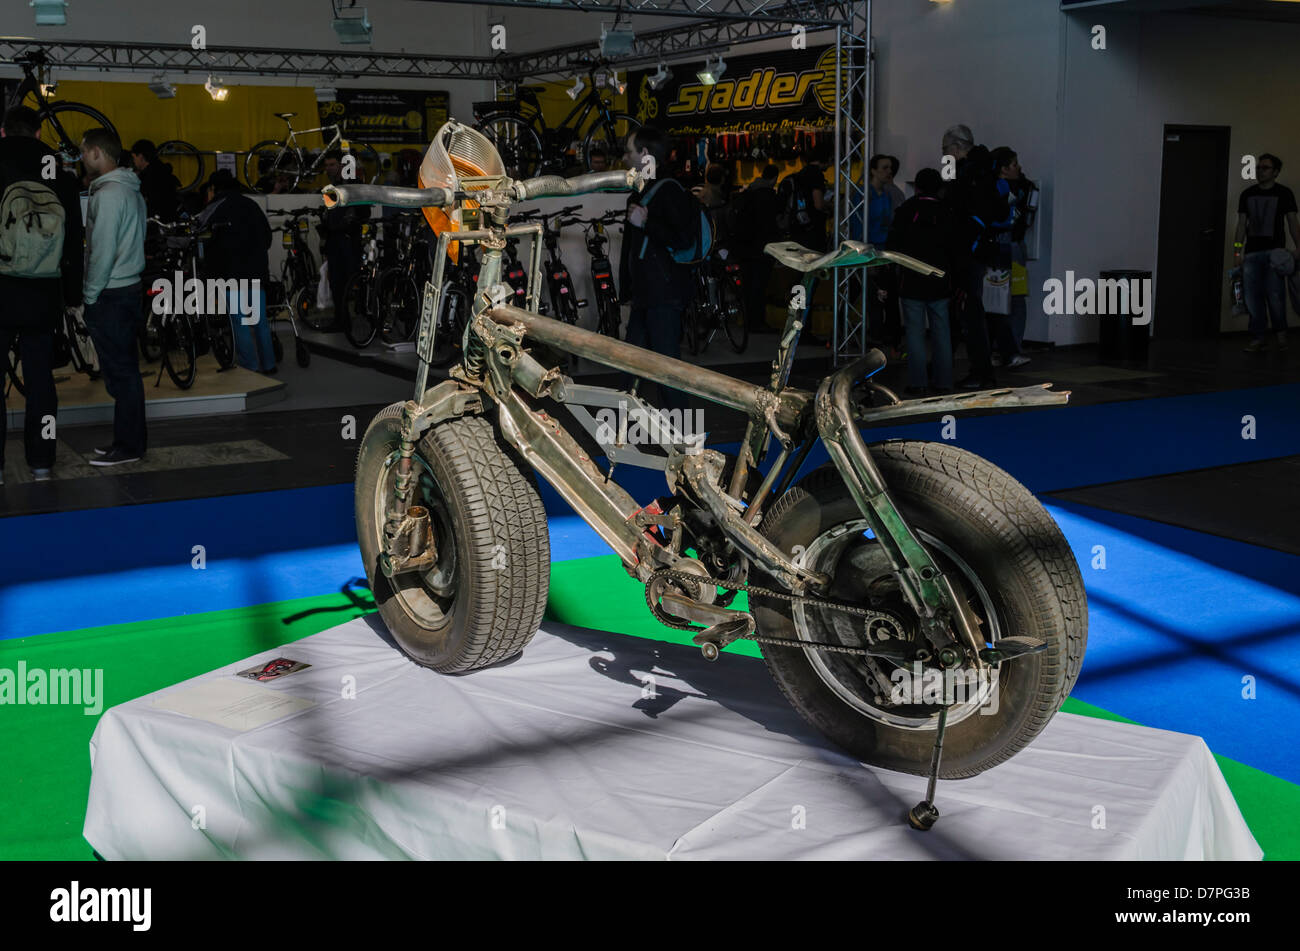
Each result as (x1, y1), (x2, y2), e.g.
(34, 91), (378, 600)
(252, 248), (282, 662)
(245, 112), (380, 194)
(268, 206), (321, 339)
(511, 204), (586, 325)
(342, 221), (385, 348)
(473, 56), (639, 179)
(0, 305), (97, 400)
(372, 212), (436, 346)
(4, 49), (115, 163)
(683, 247), (747, 356)
(325, 120), (1085, 831)
(139, 216), (235, 389)
(575, 211), (622, 337)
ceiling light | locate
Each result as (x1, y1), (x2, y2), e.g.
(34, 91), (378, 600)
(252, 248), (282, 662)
(599, 21), (635, 57)
(697, 55), (725, 86)
(147, 75), (176, 98)
(315, 86), (338, 103)
(332, 6), (373, 44)
(31, 0), (67, 26)
(39, 80), (57, 97)
(567, 76), (586, 100)
(648, 62), (672, 91)
(205, 74), (229, 101)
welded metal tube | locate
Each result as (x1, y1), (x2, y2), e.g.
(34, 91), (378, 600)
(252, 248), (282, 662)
(487, 303), (773, 415)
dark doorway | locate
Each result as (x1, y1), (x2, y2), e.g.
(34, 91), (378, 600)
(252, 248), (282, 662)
(1154, 125), (1230, 339)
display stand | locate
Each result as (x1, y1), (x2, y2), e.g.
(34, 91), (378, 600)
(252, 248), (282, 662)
(84, 617), (1261, 860)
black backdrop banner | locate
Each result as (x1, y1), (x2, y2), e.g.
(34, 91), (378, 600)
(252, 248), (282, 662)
(628, 45), (838, 137)
(319, 89), (450, 145)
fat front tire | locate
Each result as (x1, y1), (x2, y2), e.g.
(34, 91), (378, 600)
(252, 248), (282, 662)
(355, 406), (550, 672)
(753, 441), (1087, 779)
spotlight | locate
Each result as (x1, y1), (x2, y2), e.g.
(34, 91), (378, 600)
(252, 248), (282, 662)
(147, 75), (176, 99)
(332, 5), (373, 44)
(205, 74), (229, 101)
(315, 86), (338, 103)
(608, 71), (626, 95)
(648, 62), (672, 91)
(31, 0), (67, 26)
(697, 54), (726, 86)
(40, 80), (57, 97)
(599, 20), (636, 58)
(566, 76), (586, 100)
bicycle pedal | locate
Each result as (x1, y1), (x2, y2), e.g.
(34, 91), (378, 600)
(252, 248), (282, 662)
(978, 636), (1047, 665)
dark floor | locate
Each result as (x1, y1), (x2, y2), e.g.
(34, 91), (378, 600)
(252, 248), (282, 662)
(2, 331), (1296, 520)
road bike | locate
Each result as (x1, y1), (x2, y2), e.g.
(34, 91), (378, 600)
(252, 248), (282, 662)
(4, 49), (115, 163)
(473, 57), (639, 179)
(683, 247), (747, 356)
(325, 121), (1086, 829)
(245, 112), (380, 194)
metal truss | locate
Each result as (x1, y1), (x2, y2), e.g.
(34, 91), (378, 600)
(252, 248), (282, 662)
(832, 6), (871, 364)
(0, 38), (500, 81)
(422, 0), (851, 26)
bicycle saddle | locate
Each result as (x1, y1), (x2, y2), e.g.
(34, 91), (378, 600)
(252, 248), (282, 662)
(764, 240), (945, 277)
(274, 112), (297, 120)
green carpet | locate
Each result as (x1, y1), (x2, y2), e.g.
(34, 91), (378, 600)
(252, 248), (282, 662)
(0, 558), (1292, 860)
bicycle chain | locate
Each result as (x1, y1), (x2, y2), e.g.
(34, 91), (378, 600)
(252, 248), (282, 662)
(646, 567), (905, 658)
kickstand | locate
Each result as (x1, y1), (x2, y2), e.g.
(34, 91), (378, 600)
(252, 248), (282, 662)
(907, 703), (950, 831)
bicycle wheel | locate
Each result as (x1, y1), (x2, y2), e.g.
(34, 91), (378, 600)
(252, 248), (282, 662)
(477, 115), (543, 180)
(39, 101), (115, 163)
(163, 316), (197, 390)
(343, 272), (378, 348)
(157, 140), (204, 193)
(682, 301), (705, 356)
(584, 113), (640, 172)
(65, 311), (99, 374)
(377, 268), (419, 344)
(721, 279), (748, 354)
(208, 313), (235, 369)
(344, 141), (381, 185)
(244, 141), (300, 193)
(139, 310), (163, 363)
(595, 291), (621, 338)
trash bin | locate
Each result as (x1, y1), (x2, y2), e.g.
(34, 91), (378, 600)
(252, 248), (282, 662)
(1097, 269), (1151, 362)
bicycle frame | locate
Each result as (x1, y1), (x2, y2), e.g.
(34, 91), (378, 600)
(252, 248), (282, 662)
(324, 168), (1070, 660)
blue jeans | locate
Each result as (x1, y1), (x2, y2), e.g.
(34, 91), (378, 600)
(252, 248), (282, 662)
(1243, 250), (1287, 339)
(84, 282), (146, 455)
(901, 297), (953, 390)
(226, 286), (275, 372)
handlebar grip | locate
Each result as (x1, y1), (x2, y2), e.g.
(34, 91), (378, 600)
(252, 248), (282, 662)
(512, 168), (641, 200)
(322, 184), (451, 209)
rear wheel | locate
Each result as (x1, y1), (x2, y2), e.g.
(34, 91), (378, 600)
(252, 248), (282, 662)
(753, 442), (1087, 779)
(377, 268), (419, 343)
(162, 316), (197, 389)
(343, 272), (377, 348)
(583, 113), (640, 171)
(245, 141), (299, 193)
(355, 406), (550, 671)
(721, 279), (748, 353)
(158, 139), (204, 192)
(39, 102), (115, 164)
(207, 313), (235, 369)
(477, 115), (543, 180)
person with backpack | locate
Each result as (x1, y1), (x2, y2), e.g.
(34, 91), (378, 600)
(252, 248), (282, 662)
(729, 164), (782, 331)
(778, 147), (829, 252)
(81, 126), (147, 467)
(0, 106), (84, 484)
(940, 124), (1008, 390)
(619, 126), (706, 410)
(888, 168), (959, 395)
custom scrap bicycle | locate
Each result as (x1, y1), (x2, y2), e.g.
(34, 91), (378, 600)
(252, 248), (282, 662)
(326, 121), (1086, 829)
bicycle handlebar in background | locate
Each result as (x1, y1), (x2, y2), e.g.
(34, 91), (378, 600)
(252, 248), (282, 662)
(322, 168), (641, 211)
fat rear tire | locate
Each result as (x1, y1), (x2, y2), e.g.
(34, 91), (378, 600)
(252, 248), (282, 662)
(753, 441), (1087, 778)
(355, 405), (550, 672)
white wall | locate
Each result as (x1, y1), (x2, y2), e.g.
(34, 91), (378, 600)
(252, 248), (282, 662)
(868, 0), (1064, 343)
(1054, 10), (1300, 340)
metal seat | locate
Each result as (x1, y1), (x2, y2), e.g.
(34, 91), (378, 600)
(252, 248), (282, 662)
(274, 112), (297, 120)
(764, 239), (944, 277)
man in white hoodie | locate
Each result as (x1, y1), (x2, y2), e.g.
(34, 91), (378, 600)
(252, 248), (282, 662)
(81, 127), (147, 466)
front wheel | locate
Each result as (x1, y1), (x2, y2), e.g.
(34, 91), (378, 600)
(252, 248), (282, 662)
(342, 271), (377, 348)
(208, 313), (235, 369)
(354, 406), (550, 671)
(162, 316), (197, 389)
(721, 280), (748, 353)
(476, 115), (543, 180)
(753, 442), (1087, 779)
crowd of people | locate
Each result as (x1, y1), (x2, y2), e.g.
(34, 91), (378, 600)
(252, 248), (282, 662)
(620, 122), (1041, 397)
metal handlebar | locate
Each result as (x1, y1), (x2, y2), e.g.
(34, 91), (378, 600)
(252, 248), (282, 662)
(322, 183), (452, 209)
(511, 169), (642, 200)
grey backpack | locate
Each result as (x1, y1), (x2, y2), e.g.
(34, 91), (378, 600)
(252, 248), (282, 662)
(0, 179), (66, 279)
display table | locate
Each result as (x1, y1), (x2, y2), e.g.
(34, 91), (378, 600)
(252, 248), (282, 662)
(84, 617), (1261, 860)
